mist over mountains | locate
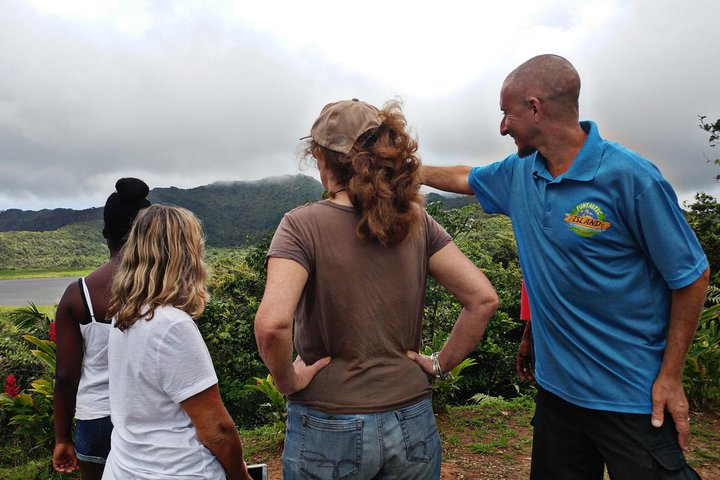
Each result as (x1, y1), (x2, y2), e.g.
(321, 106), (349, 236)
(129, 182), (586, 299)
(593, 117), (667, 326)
(0, 175), (472, 247)
(0, 175), (323, 246)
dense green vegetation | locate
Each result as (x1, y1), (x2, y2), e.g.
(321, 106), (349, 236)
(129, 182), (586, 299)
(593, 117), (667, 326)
(685, 192), (720, 286)
(0, 224), (106, 272)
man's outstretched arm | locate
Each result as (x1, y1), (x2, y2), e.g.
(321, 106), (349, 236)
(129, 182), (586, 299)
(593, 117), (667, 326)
(421, 165), (474, 195)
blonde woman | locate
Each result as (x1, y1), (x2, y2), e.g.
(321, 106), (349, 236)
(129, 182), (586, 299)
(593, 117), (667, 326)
(103, 205), (251, 480)
(255, 99), (499, 479)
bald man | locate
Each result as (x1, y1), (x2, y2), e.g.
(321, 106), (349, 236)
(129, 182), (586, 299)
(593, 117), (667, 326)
(423, 54), (708, 480)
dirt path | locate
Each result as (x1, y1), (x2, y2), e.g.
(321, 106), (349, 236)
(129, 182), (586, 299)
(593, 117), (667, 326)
(246, 405), (720, 480)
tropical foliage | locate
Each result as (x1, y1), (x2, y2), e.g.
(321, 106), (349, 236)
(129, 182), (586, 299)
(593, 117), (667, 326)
(0, 307), (57, 475)
(685, 192), (720, 287)
(245, 374), (287, 428)
(684, 286), (720, 410)
(699, 115), (720, 181)
(198, 238), (271, 427)
(0, 334), (56, 448)
(423, 202), (526, 402)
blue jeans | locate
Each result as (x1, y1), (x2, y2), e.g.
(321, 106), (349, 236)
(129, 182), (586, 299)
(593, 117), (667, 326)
(74, 416), (113, 464)
(283, 398), (441, 479)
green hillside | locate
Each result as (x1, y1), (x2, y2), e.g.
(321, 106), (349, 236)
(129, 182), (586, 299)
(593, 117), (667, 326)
(0, 175), (475, 272)
(425, 192), (475, 209)
(0, 175), (324, 271)
(148, 175), (324, 246)
(0, 223), (107, 271)
(0, 207), (102, 232)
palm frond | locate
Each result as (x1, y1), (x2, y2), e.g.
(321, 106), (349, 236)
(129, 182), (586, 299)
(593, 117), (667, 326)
(707, 285), (720, 305)
(6, 303), (51, 334)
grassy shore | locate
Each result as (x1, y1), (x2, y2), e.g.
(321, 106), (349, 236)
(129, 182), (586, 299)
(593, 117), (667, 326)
(0, 269), (93, 281)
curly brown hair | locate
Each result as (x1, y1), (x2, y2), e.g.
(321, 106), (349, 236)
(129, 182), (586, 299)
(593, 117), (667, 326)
(107, 204), (209, 331)
(304, 100), (423, 247)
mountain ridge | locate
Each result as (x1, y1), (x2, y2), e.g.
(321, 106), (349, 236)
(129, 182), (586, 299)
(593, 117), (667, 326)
(0, 174), (474, 247)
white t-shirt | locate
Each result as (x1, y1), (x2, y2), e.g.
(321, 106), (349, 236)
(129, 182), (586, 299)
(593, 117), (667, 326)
(103, 305), (225, 479)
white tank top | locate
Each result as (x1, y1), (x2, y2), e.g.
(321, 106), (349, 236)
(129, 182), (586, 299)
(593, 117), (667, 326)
(74, 278), (111, 420)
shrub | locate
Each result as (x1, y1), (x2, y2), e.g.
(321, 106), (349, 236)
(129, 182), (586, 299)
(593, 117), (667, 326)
(0, 334), (56, 451)
(424, 202), (526, 403)
(200, 239), (271, 428)
(684, 289), (720, 410)
(0, 305), (53, 389)
(245, 374), (286, 429)
(0, 306), (56, 464)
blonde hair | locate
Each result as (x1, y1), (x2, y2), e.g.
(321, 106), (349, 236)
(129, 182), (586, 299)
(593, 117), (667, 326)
(304, 100), (423, 247)
(108, 204), (209, 331)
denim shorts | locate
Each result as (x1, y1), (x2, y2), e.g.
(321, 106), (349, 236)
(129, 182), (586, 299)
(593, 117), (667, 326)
(531, 386), (700, 480)
(282, 397), (441, 480)
(74, 416), (113, 464)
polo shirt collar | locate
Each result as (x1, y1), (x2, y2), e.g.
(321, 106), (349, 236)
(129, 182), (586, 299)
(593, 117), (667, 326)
(531, 121), (602, 182)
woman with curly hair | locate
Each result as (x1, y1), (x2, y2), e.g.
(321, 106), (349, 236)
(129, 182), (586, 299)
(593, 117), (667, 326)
(103, 204), (251, 480)
(255, 98), (499, 479)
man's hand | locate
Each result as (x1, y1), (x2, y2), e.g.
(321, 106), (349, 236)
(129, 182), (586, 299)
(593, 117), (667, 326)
(516, 320), (534, 382)
(651, 375), (691, 451)
(516, 336), (534, 382)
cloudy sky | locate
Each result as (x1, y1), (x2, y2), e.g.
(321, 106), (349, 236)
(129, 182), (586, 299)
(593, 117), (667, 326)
(2, 0), (719, 211)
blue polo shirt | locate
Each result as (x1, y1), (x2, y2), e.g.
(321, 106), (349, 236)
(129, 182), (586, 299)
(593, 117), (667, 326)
(469, 121), (708, 413)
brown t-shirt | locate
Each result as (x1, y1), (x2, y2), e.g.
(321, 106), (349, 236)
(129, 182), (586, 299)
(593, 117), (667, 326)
(267, 200), (452, 413)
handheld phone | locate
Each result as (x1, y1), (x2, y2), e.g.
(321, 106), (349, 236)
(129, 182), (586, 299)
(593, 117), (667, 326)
(247, 463), (268, 480)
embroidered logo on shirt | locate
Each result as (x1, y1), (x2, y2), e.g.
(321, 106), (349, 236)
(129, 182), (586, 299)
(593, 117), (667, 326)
(564, 202), (612, 237)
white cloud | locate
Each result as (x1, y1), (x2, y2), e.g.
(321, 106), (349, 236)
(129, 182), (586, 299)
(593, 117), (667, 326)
(1, 0), (720, 210)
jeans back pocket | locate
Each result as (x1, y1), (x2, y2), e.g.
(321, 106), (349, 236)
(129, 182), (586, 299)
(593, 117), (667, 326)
(395, 399), (439, 464)
(300, 414), (363, 479)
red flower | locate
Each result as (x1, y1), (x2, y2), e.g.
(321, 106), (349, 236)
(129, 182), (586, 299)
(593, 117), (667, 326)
(49, 322), (56, 342)
(4, 374), (20, 398)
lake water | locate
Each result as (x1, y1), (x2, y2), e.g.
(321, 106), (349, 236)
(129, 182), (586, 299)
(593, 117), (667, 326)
(0, 277), (77, 306)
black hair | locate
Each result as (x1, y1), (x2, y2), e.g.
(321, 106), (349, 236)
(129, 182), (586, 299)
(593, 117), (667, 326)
(103, 178), (151, 252)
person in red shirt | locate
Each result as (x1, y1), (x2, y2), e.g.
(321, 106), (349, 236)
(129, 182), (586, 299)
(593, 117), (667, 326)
(517, 280), (534, 382)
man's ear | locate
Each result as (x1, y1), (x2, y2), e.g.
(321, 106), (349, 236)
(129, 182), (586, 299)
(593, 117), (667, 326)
(528, 97), (542, 116)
